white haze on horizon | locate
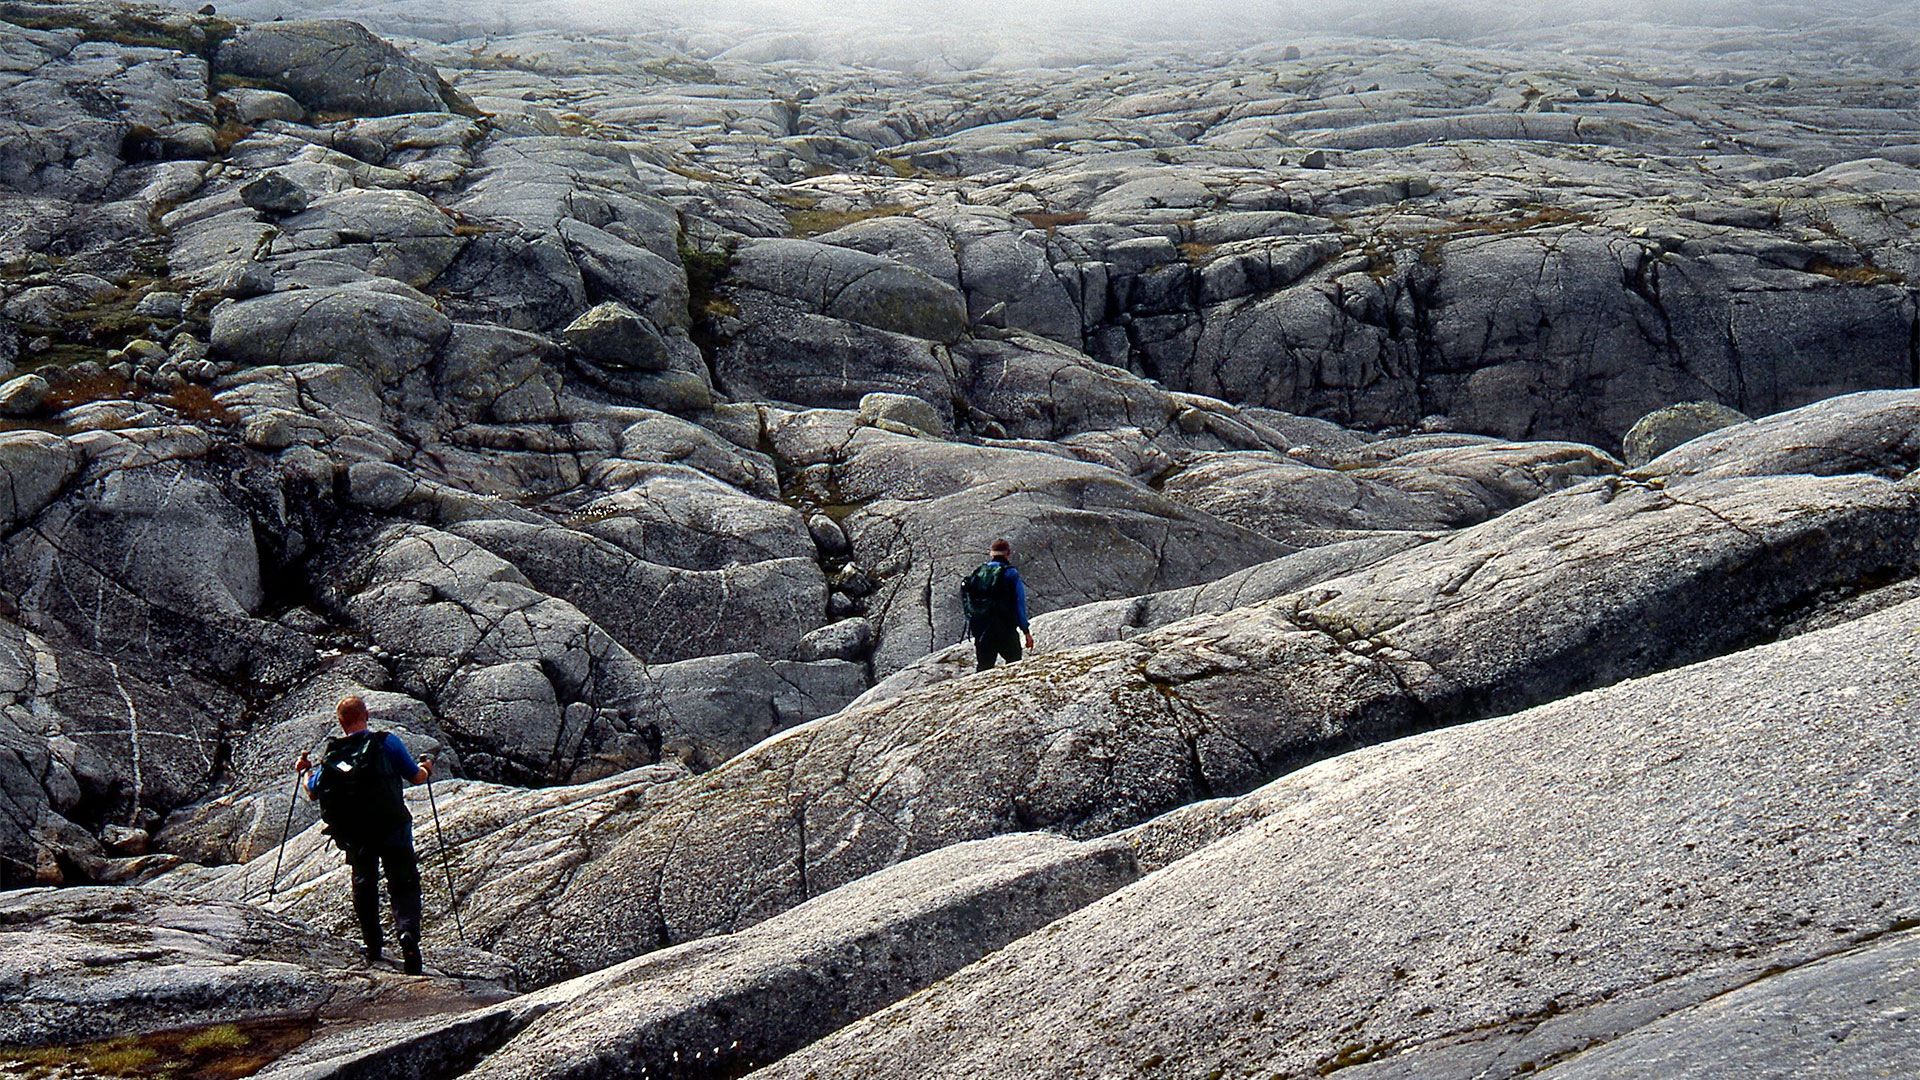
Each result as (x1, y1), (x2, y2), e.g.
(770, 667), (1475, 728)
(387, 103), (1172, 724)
(190, 0), (1920, 47)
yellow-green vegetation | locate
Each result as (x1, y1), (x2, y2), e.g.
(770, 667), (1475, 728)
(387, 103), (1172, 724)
(1315, 1039), (1397, 1075)
(641, 57), (722, 84)
(1389, 204), (1596, 269)
(783, 203), (911, 239)
(1176, 240), (1219, 261)
(1015, 209), (1090, 232)
(0, 1017), (313, 1080)
(176, 1026), (248, 1056)
(0, 5), (235, 58)
(1802, 256), (1905, 286)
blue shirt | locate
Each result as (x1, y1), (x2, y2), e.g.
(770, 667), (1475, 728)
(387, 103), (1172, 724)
(999, 561), (1030, 630)
(306, 730), (419, 793)
(308, 731), (420, 846)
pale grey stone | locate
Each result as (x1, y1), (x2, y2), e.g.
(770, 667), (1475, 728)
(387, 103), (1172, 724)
(1621, 400), (1752, 468)
(214, 20), (448, 118)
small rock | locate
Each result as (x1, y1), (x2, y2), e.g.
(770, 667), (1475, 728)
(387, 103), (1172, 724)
(239, 171), (310, 216)
(218, 87), (304, 125)
(827, 592), (865, 618)
(100, 825), (149, 856)
(563, 302), (672, 371)
(1282, 45), (1302, 60)
(832, 565), (877, 597)
(808, 514), (851, 557)
(1623, 401), (1753, 468)
(0, 374), (50, 418)
(201, 262), (275, 301)
(279, 607), (331, 633)
(858, 392), (946, 438)
(67, 361), (105, 382)
(184, 360), (219, 383)
(124, 339), (167, 361)
(26, 337), (49, 354)
(1301, 149), (1328, 169)
(798, 618), (876, 662)
(132, 292), (185, 321)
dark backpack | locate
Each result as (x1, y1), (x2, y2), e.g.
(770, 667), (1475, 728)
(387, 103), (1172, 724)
(961, 561), (1012, 626)
(313, 731), (409, 851)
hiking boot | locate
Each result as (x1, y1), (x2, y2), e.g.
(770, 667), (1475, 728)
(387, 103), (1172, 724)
(401, 943), (422, 976)
(364, 944), (382, 965)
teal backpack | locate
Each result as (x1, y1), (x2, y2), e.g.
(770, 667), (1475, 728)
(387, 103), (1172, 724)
(961, 562), (1012, 626)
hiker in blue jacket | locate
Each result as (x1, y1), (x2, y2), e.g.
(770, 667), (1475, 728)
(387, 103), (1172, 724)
(961, 538), (1034, 672)
(294, 695), (433, 973)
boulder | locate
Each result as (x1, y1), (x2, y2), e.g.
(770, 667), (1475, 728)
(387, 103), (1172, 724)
(557, 218), (690, 328)
(214, 20), (448, 118)
(218, 88), (305, 125)
(562, 302), (672, 371)
(211, 283), (453, 385)
(0, 431), (82, 530)
(1160, 439), (1619, 545)
(795, 618), (874, 663)
(729, 238), (968, 343)
(1621, 400), (1752, 468)
(1635, 388), (1920, 482)
(856, 391), (944, 437)
(239, 171), (310, 216)
(440, 517), (827, 665)
(0, 373), (49, 418)
(715, 305), (958, 424)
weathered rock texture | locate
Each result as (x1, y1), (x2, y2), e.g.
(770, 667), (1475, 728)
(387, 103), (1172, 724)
(753, 595), (1920, 1080)
(5, 2), (1920, 1076)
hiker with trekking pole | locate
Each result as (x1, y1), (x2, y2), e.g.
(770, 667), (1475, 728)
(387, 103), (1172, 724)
(291, 694), (435, 975)
(961, 538), (1034, 672)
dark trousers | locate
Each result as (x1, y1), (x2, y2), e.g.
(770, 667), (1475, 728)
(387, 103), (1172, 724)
(348, 836), (422, 952)
(974, 623), (1023, 672)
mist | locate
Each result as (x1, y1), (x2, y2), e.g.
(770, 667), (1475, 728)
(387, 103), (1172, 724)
(179, 0), (1920, 60)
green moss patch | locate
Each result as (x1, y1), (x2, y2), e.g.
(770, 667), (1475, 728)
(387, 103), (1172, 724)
(0, 4), (235, 59)
(783, 203), (910, 239)
(0, 1016), (317, 1080)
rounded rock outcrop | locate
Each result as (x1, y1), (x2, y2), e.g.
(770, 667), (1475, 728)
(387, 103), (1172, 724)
(1622, 400), (1752, 468)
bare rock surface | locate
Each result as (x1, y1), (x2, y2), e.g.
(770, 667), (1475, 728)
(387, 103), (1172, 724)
(8, 2), (1920, 1075)
(0, 885), (512, 1049)
(752, 595), (1920, 1080)
(465, 833), (1137, 1080)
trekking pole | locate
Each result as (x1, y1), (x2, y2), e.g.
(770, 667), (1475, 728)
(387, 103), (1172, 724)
(423, 767), (469, 947)
(267, 764), (305, 901)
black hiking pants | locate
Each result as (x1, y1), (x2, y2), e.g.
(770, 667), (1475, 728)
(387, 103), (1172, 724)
(973, 622), (1023, 672)
(348, 834), (422, 953)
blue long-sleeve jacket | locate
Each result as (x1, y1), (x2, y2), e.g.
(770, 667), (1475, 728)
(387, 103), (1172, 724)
(1013, 557), (1029, 626)
(1000, 561), (1029, 630)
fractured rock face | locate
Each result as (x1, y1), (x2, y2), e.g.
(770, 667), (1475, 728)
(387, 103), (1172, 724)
(214, 19), (449, 117)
